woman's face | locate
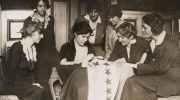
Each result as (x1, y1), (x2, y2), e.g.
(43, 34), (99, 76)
(89, 9), (99, 22)
(75, 32), (90, 46)
(108, 16), (119, 26)
(142, 22), (153, 40)
(31, 31), (44, 43)
(117, 32), (133, 46)
(37, 0), (47, 16)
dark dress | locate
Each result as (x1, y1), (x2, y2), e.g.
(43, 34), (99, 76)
(121, 33), (180, 100)
(57, 39), (95, 83)
(57, 40), (95, 100)
(0, 42), (44, 100)
(24, 15), (59, 100)
(108, 36), (150, 74)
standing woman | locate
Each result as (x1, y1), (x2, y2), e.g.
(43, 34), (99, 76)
(24, 0), (59, 100)
(0, 21), (44, 100)
(120, 13), (180, 100)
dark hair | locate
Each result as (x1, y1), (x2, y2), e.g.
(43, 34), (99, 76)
(107, 4), (122, 17)
(117, 22), (137, 39)
(142, 12), (164, 35)
(72, 21), (93, 36)
(20, 21), (44, 38)
(86, 0), (102, 13)
(31, 0), (51, 9)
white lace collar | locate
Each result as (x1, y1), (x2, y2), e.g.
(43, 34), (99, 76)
(20, 38), (37, 62)
(30, 11), (50, 29)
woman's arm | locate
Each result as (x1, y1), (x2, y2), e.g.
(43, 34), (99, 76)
(137, 38), (179, 75)
(60, 58), (81, 65)
(105, 26), (110, 54)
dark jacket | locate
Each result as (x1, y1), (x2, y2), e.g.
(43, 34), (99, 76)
(57, 40), (95, 83)
(108, 36), (150, 63)
(0, 42), (37, 95)
(59, 39), (95, 61)
(137, 33), (180, 97)
(24, 15), (59, 80)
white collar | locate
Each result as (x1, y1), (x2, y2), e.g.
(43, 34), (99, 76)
(30, 11), (50, 29)
(150, 31), (166, 52)
(155, 30), (166, 45)
(151, 30), (166, 46)
(20, 37), (37, 62)
(84, 14), (101, 24)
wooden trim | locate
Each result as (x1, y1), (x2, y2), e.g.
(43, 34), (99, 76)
(7, 19), (24, 41)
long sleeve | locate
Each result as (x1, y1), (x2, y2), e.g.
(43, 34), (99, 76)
(108, 41), (121, 61)
(105, 26), (111, 53)
(8, 43), (29, 83)
(59, 44), (67, 62)
(137, 37), (179, 75)
(50, 16), (56, 46)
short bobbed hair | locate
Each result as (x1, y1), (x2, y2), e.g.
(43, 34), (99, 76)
(72, 21), (93, 36)
(142, 13), (164, 35)
(20, 21), (44, 38)
(107, 5), (122, 17)
(86, 0), (102, 13)
(31, 0), (51, 9)
(117, 22), (137, 39)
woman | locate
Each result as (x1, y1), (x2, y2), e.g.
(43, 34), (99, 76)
(58, 21), (95, 82)
(120, 13), (180, 100)
(0, 21), (44, 100)
(57, 21), (98, 100)
(108, 22), (150, 99)
(24, 0), (59, 100)
(71, 0), (105, 57)
(109, 22), (150, 64)
(59, 21), (95, 65)
(105, 5), (125, 59)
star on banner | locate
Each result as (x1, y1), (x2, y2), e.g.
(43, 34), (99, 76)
(105, 78), (111, 86)
(105, 69), (111, 76)
(104, 62), (110, 67)
(93, 61), (99, 66)
(105, 87), (111, 95)
(106, 96), (111, 100)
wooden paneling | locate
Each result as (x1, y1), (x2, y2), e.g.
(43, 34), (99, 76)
(117, 0), (180, 11)
(54, 2), (69, 51)
(121, 11), (179, 38)
(80, 2), (88, 15)
(70, 0), (78, 28)
(164, 19), (173, 35)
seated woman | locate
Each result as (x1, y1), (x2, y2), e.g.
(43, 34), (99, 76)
(108, 22), (150, 99)
(0, 21), (44, 100)
(109, 22), (150, 65)
(57, 21), (98, 100)
(57, 21), (95, 83)
(120, 13), (180, 100)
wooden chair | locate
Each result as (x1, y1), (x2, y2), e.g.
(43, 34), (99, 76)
(49, 67), (63, 100)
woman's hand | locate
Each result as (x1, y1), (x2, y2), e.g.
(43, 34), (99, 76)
(32, 83), (43, 89)
(112, 58), (126, 66)
(115, 58), (126, 64)
(84, 54), (95, 62)
(82, 54), (94, 67)
(120, 63), (137, 69)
